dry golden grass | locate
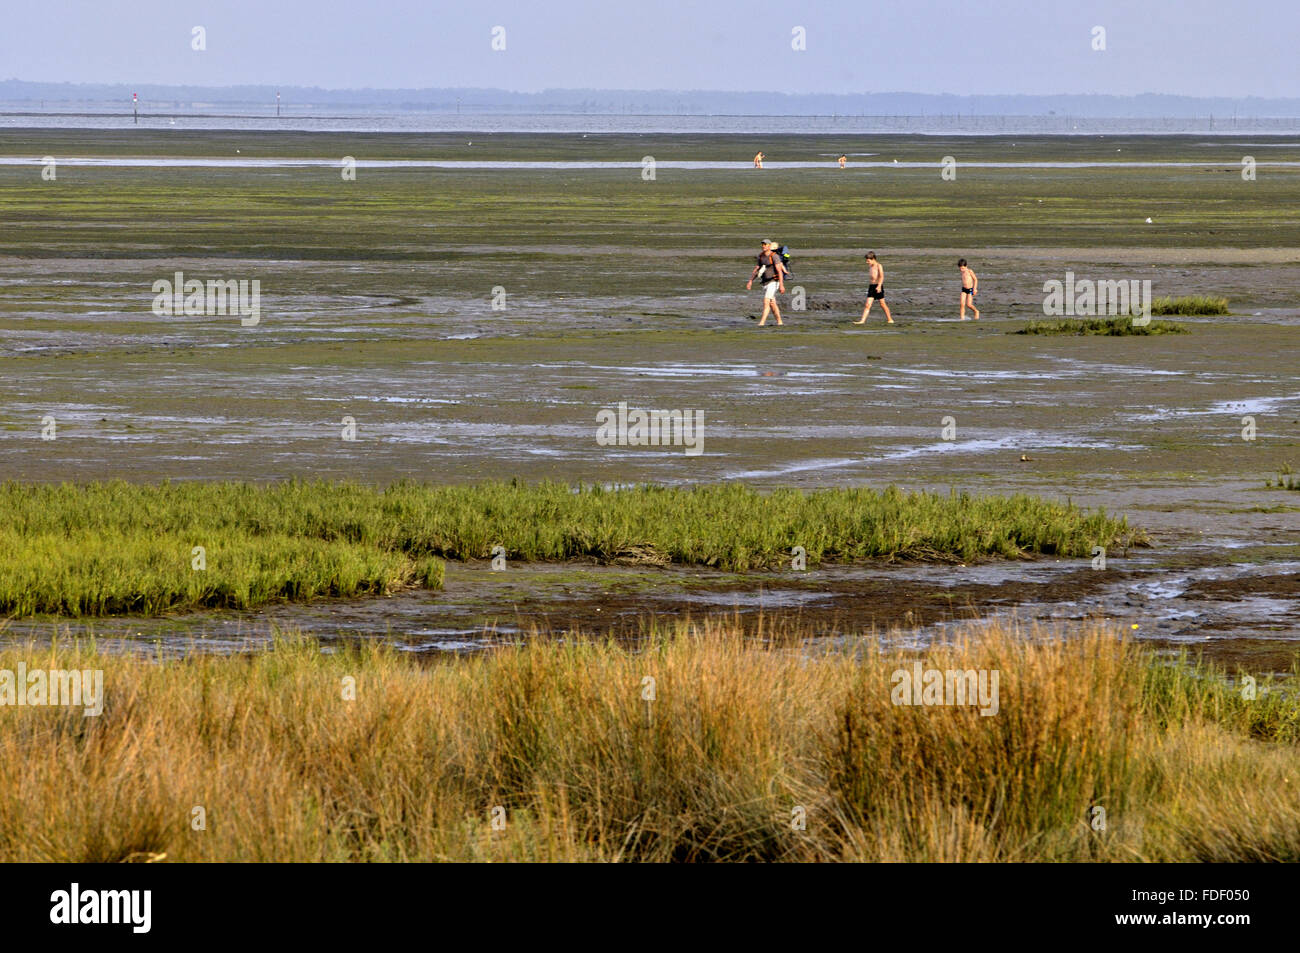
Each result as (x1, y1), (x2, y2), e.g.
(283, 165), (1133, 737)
(0, 619), (1294, 862)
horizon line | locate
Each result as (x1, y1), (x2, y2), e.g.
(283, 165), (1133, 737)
(4, 80), (1300, 104)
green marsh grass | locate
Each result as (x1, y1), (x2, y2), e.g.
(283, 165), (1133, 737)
(0, 480), (1144, 617)
(0, 528), (416, 617)
(0, 619), (1294, 862)
(1015, 316), (1188, 335)
(1150, 295), (1230, 316)
(1266, 464), (1299, 491)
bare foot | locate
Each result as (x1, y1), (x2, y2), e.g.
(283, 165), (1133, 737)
(886, 319), (895, 324)
(853, 318), (867, 325)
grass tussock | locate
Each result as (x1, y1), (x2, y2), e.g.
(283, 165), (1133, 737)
(1016, 316), (1188, 335)
(0, 620), (1294, 862)
(0, 480), (1144, 617)
(1150, 295), (1230, 316)
(1266, 464), (1300, 491)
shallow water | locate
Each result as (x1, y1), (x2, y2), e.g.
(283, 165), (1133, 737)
(5, 109), (1300, 136)
(5, 550), (1297, 671)
(5, 156), (1300, 170)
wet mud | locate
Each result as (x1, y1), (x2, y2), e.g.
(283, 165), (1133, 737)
(1, 131), (1297, 669)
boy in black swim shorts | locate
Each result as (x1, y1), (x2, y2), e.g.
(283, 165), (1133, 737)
(958, 258), (981, 320)
(855, 251), (895, 325)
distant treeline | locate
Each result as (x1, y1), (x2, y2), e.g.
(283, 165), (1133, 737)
(3, 80), (1300, 117)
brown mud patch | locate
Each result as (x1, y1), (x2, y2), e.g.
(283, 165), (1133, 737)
(1184, 572), (1300, 601)
(7, 557), (1296, 673)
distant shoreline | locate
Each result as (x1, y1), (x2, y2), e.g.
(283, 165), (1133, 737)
(3, 110), (1299, 136)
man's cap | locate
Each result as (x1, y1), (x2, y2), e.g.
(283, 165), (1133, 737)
(761, 239), (773, 245)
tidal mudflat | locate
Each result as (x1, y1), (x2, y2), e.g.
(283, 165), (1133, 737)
(1, 130), (1297, 666)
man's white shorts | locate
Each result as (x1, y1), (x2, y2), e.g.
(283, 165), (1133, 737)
(763, 280), (779, 300)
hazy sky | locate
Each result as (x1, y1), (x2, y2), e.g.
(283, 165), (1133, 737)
(4, 0), (1296, 98)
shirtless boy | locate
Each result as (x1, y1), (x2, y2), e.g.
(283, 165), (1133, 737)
(855, 252), (894, 325)
(958, 258), (980, 320)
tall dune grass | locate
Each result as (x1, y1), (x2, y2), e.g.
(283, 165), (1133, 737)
(0, 619), (1293, 862)
(0, 480), (1143, 617)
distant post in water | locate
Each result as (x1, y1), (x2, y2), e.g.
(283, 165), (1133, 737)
(133, 91), (138, 124)
(276, 91), (281, 117)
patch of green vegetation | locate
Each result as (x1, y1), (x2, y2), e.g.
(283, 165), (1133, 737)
(1143, 653), (1300, 744)
(1151, 295), (1230, 316)
(1266, 464), (1300, 491)
(0, 480), (1144, 617)
(1212, 543), (1300, 565)
(1015, 316), (1189, 336)
(0, 528), (432, 617)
